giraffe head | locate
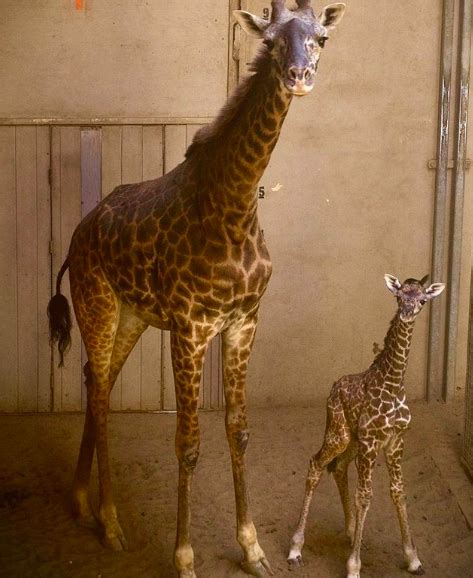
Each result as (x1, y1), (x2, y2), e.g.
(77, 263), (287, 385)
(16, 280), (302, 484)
(234, 1), (346, 96)
(384, 274), (446, 322)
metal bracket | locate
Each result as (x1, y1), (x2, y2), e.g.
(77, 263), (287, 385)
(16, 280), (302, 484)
(427, 159), (471, 169)
(232, 23), (241, 61)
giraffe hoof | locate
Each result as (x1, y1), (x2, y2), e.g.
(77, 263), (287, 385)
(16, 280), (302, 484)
(102, 525), (128, 551)
(287, 554), (304, 569)
(408, 565), (425, 576)
(241, 556), (274, 577)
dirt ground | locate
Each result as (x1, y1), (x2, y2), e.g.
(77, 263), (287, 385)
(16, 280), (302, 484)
(1, 400), (472, 578)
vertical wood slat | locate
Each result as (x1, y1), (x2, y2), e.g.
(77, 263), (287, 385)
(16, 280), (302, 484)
(0, 127), (18, 411)
(36, 126), (52, 411)
(141, 126), (164, 410)
(16, 127), (39, 411)
(101, 126), (123, 410)
(120, 125), (144, 410)
(0, 127), (52, 413)
(51, 127), (82, 411)
(161, 125), (188, 411)
(80, 128), (102, 410)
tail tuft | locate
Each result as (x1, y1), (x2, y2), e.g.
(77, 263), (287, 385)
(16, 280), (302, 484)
(47, 293), (72, 367)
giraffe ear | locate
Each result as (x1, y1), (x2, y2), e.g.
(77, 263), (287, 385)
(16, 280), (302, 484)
(319, 3), (346, 30)
(233, 10), (271, 38)
(384, 274), (401, 295)
(425, 282), (446, 299)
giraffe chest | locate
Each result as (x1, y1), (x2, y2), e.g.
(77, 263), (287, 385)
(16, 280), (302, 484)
(358, 390), (412, 441)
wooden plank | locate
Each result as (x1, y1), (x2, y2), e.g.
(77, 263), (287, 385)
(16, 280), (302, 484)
(0, 127), (18, 411)
(161, 125), (188, 410)
(142, 125), (163, 182)
(141, 126), (164, 410)
(209, 336), (223, 409)
(16, 127), (39, 411)
(101, 126), (122, 199)
(36, 126), (52, 412)
(81, 129), (102, 215)
(101, 126), (123, 410)
(51, 127), (83, 411)
(80, 128), (103, 411)
(161, 331), (175, 411)
(120, 125), (143, 410)
(164, 125), (187, 172)
(0, 117), (214, 127)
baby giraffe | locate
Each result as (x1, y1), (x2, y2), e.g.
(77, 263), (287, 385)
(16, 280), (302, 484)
(288, 274), (445, 578)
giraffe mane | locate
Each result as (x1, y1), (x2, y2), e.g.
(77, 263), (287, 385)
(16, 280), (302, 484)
(370, 311), (399, 367)
(185, 48), (272, 158)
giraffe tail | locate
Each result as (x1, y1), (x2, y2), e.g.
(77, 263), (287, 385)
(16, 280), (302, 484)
(47, 257), (72, 367)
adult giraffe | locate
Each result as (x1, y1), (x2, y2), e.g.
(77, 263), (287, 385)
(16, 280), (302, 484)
(48, 2), (346, 576)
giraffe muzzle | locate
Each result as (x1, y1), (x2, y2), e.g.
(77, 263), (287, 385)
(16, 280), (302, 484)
(286, 65), (316, 95)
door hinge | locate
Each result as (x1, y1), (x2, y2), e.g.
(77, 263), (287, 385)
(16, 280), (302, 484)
(232, 23), (241, 61)
(428, 159), (471, 170)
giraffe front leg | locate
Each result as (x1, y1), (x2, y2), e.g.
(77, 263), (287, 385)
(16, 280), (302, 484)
(384, 436), (424, 575)
(222, 319), (273, 577)
(346, 446), (377, 578)
(171, 332), (206, 578)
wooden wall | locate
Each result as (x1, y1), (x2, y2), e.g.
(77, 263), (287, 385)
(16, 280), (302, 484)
(0, 126), (51, 411)
(0, 124), (223, 412)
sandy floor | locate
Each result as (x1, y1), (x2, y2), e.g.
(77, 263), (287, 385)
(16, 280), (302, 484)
(0, 401), (472, 578)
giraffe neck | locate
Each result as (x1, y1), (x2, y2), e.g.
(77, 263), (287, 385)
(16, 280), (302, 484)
(186, 51), (293, 242)
(371, 312), (415, 394)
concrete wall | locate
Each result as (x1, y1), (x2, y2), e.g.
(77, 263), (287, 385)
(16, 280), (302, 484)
(243, 0), (473, 405)
(0, 0), (229, 120)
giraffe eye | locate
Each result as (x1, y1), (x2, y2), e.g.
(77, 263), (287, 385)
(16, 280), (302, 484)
(318, 37), (328, 48)
(420, 299), (426, 305)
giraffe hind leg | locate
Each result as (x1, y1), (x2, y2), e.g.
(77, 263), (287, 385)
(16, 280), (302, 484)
(72, 297), (147, 550)
(288, 404), (350, 568)
(71, 362), (98, 528)
(72, 309), (147, 530)
(331, 441), (357, 543)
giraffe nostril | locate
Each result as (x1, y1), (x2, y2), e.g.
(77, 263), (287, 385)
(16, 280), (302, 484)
(304, 68), (312, 81)
(288, 67), (298, 81)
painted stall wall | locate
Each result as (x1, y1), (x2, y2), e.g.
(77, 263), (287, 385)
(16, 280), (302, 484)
(0, 0), (229, 121)
(242, 0), (472, 405)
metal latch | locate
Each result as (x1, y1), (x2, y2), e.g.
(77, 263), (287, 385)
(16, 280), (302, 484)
(427, 159), (471, 170)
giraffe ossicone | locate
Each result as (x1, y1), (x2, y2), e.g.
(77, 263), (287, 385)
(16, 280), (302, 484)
(47, 1), (345, 576)
(288, 274), (445, 578)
